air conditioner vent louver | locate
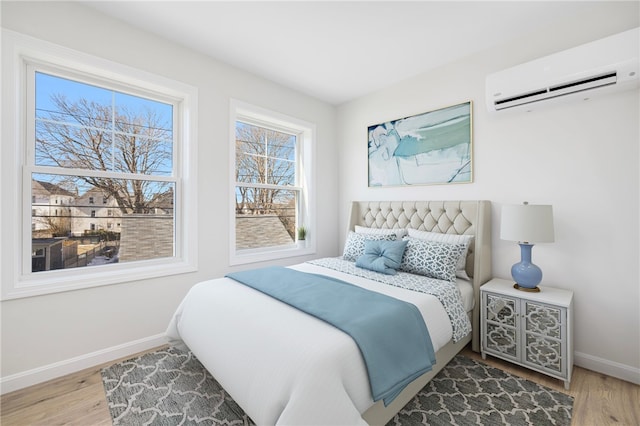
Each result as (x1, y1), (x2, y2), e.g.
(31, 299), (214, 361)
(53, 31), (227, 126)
(495, 89), (551, 106)
(486, 27), (639, 113)
(549, 72), (617, 92)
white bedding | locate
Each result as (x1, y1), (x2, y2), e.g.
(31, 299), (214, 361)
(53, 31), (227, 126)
(166, 262), (467, 425)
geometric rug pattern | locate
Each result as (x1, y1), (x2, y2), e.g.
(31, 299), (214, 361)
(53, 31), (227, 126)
(102, 346), (573, 425)
(102, 347), (252, 425)
(389, 355), (573, 425)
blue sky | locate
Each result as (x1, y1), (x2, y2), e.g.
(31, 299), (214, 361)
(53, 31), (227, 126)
(35, 71), (172, 128)
(35, 72), (174, 176)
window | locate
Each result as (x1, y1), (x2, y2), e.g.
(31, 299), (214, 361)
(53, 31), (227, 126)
(2, 31), (198, 299)
(230, 100), (315, 265)
(32, 70), (175, 262)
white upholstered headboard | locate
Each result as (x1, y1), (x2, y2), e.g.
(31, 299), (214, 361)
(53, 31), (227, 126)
(346, 200), (492, 352)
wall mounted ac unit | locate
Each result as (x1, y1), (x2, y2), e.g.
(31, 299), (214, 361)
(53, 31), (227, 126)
(486, 27), (639, 113)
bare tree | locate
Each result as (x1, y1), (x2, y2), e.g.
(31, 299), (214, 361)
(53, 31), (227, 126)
(235, 124), (296, 215)
(42, 211), (72, 237)
(36, 95), (172, 214)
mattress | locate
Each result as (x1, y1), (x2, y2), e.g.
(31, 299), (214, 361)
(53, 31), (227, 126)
(458, 277), (474, 313)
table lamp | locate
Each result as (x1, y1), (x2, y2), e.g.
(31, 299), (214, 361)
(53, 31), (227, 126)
(500, 202), (555, 292)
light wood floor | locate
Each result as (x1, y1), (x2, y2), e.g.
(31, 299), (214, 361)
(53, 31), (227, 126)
(1, 345), (638, 425)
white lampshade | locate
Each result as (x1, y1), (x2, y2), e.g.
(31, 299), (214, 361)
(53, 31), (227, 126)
(501, 203), (555, 243)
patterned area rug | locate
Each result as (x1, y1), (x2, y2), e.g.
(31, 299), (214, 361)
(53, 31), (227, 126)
(101, 346), (573, 425)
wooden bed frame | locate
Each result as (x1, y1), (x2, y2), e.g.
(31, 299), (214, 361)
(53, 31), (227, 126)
(345, 201), (492, 425)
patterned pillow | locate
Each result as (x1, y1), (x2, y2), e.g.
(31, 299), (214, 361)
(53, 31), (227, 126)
(342, 231), (396, 261)
(399, 237), (467, 282)
(407, 229), (474, 279)
(355, 239), (408, 275)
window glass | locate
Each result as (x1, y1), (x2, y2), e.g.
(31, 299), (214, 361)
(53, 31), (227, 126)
(30, 72), (176, 273)
(235, 188), (297, 250)
(235, 121), (298, 250)
(35, 72), (173, 176)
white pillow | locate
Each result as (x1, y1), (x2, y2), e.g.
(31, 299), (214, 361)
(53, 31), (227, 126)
(406, 229), (473, 279)
(355, 225), (408, 240)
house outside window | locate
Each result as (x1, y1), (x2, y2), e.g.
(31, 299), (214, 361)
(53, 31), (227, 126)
(230, 100), (315, 265)
(2, 31), (198, 300)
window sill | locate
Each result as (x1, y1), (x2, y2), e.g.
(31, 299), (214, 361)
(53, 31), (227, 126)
(230, 242), (316, 266)
(2, 259), (197, 301)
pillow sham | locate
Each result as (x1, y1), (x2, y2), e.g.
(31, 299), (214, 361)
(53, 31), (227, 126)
(355, 239), (408, 275)
(406, 229), (473, 279)
(342, 231), (396, 261)
(399, 237), (467, 282)
(355, 225), (408, 240)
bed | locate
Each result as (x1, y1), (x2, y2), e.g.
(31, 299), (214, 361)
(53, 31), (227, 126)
(166, 200), (492, 425)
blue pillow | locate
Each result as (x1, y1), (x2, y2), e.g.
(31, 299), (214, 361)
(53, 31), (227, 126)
(355, 239), (408, 275)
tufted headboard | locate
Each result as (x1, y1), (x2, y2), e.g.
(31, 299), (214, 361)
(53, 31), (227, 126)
(346, 200), (491, 352)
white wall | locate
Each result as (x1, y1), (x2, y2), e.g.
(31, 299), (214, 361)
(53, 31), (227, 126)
(336, 3), (639, 383)
(0, 1), (339, 389)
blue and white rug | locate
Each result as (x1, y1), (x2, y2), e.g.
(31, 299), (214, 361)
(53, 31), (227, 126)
(102, 346), (573, 425)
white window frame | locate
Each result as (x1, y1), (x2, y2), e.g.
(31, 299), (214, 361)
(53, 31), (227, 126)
(229, 99), (315, 265)
(1, 30), (199, 300)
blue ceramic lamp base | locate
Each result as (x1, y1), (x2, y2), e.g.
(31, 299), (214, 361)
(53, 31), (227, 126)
(511, 243), (542, 292)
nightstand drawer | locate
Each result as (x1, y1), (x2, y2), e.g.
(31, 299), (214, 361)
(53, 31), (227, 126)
(523, 333), (564, 375)
(485, 321), (518, 360)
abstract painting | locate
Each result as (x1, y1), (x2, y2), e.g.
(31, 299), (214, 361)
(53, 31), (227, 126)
(368, 101), (472, 186)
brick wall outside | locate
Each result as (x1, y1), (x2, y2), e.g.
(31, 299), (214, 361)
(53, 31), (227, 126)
(236, 214), (294, 249)
(119, 214), (173, 262)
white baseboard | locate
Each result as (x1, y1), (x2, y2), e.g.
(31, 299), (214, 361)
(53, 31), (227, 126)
(574, 351), (640, 385)
(0, 333), (167, 395)
(2, 338), (638, 395)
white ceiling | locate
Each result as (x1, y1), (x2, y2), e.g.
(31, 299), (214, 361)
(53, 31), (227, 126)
(84, 1), (599, 105)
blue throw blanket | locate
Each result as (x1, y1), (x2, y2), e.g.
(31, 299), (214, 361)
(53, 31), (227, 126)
(226, 266), (436, 405)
